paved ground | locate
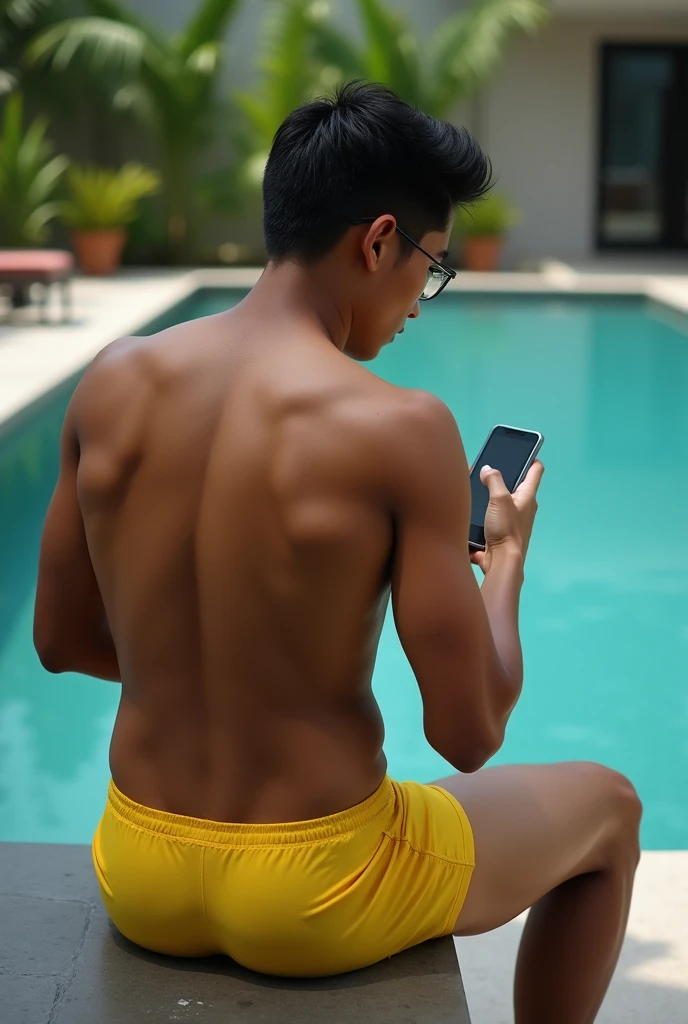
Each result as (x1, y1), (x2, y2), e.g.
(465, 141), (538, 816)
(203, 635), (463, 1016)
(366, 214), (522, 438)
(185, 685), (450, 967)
(456, 852), (688, 1023)
(0, 843), (470, 1024)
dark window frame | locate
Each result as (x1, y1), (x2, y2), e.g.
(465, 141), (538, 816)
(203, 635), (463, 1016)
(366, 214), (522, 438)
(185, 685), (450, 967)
(596, 42), (688, 251)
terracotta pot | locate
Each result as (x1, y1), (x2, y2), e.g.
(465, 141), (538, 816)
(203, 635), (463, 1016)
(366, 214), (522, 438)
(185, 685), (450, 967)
(71, 229), (127, 276)
(462, 235), (504, 272)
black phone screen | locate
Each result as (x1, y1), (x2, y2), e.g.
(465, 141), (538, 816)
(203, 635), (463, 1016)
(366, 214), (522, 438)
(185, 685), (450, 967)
(469, 426), (540, 546)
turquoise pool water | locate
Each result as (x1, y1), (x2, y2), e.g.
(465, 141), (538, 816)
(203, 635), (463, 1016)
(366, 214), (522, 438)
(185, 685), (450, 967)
(1, 290), (687, 849)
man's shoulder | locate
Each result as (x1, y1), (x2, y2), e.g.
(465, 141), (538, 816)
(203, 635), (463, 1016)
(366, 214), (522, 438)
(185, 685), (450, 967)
(351, 379), (460, 452)
(70, 335), (160, 439)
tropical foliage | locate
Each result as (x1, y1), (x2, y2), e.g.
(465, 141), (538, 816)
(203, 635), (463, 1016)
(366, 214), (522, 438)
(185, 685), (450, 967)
(0, 0), (53, 95)
(310, 0), (550, 118)
(234, 0), (332, 191)
(61, 162), (160, 229)
(28, 0), (243, 260)
(0, 92), (67, 245)
(0, 0), (543, 259)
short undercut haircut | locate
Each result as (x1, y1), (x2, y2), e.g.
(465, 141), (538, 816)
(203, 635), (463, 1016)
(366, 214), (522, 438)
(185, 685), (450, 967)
(262, 80), (492, 263)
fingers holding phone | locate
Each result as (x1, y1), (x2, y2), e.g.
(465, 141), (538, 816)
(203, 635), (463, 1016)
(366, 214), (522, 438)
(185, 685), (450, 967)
(483, 461), (544, 557)
(468, 425), (545, 574)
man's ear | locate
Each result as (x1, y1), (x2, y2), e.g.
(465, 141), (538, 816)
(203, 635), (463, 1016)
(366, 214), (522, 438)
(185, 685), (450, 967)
(361, 215), (397, 272)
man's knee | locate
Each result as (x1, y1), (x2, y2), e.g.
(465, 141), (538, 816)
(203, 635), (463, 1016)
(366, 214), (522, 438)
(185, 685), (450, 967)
(573, 761), (642, 858)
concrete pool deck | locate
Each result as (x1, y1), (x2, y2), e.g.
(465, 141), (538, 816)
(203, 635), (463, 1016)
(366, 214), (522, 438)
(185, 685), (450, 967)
(1, 264), (687, 1020)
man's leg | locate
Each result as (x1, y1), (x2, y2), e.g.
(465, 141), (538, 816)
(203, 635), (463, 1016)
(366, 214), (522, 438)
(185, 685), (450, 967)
(434, 761), (641, 1024)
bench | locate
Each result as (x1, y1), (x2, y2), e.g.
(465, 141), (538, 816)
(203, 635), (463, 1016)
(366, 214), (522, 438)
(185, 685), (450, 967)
(0, 249), (74, 323)
(0, 842), (472, 1023)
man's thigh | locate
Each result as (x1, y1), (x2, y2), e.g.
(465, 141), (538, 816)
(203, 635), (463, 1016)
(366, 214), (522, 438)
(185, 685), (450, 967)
(433, 761), (639, 936)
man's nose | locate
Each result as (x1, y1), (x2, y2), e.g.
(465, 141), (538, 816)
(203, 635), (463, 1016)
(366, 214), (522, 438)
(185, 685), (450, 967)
(408, 301), (420, 320)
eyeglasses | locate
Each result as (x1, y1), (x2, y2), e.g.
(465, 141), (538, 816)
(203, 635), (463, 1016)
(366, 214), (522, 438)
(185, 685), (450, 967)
(352, 217), (456, 301)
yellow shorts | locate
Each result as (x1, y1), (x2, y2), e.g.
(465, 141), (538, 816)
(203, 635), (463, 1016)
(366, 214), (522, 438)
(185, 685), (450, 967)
(93, 775), (474, 977)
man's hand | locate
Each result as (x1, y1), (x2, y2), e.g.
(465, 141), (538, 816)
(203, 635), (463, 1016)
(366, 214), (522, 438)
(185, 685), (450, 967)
(470, 460), (544, 575)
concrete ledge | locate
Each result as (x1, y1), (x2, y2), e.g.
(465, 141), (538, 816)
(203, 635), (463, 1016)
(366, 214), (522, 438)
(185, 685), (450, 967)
(0, 843), (471, 1023)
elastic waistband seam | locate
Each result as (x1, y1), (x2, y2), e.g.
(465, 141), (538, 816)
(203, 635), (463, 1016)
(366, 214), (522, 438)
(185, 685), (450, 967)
(106, 780), (393, 848)
(106, 801), (386, 851)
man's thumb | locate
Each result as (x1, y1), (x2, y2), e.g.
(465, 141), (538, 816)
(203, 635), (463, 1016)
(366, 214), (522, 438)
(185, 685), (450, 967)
(480, 465), (509, 498)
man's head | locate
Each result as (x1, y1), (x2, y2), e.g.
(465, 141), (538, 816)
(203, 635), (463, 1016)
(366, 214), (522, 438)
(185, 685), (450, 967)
(262, 81), (492, 359)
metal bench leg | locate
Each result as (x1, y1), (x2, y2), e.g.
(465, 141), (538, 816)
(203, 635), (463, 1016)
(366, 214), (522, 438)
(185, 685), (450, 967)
(62, 280), (72, 324)
(39, 284), (49, 324)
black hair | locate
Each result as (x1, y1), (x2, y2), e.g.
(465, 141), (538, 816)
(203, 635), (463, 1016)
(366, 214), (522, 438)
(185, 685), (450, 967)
(262, 80), (492, 263)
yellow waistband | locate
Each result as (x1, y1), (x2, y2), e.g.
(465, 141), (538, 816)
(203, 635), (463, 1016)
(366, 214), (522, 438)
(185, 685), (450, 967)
(106, 776), (395, 847)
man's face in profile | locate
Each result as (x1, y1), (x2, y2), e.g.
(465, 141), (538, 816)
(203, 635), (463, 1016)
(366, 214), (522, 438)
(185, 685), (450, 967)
(344, 218), (453, 362)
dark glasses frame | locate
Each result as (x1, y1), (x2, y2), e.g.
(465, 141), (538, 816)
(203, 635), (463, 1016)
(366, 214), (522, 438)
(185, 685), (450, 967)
(352, 217), (456, 300)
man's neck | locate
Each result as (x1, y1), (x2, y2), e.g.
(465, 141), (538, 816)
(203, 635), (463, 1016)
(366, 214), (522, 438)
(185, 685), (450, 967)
(244, 259), (351, 352)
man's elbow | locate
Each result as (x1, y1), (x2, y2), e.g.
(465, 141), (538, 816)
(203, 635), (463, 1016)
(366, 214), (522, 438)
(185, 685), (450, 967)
(36, 644), (68, 674)
(34, 625), (68, 674)
(426, 721), (503, 775)
(446, 740), (498, 774)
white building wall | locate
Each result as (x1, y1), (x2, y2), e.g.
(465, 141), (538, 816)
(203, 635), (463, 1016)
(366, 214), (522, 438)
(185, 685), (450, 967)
(482, 15), (688, 263)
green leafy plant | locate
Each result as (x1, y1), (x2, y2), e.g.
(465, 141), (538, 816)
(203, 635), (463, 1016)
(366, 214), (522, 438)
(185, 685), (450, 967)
(232, 0), (331, 192)
(0, 1), (75, 106)
(0, 0), (51, 95)
(61, 162), (160, 230)
(28, 0), (243, 260)
(456, 192), (520, 237)
(0, 91), (67, 245)
(310, 0), (549, 119)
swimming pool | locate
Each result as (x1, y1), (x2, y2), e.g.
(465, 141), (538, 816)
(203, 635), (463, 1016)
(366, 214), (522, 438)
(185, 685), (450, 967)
(1, 289), (687, 849)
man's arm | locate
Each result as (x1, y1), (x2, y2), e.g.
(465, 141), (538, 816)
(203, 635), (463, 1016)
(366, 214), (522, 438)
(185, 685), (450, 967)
(388, 392), (525, 773)
(34, 389), (120, 681)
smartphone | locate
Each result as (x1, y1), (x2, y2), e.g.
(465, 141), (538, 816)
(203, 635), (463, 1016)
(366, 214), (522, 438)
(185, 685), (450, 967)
(468, 424), (544, 551)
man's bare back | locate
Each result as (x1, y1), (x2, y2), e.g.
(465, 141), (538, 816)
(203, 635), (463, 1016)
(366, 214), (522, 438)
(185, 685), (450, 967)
(55, 300), (419, 823)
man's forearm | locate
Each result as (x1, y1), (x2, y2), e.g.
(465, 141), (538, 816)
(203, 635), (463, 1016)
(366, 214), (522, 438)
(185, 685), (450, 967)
(481, 544), (525, 711)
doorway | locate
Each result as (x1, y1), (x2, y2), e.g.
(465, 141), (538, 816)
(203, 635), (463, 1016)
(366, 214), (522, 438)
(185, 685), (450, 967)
(598, 44), (688, 250)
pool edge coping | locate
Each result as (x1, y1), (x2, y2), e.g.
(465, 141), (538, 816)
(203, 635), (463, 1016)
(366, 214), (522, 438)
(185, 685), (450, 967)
(1, 263), (688, 438)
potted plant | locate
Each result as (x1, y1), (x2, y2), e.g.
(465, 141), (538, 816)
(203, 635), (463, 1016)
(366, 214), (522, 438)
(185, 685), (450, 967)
(0, 94), (68, 304)
(61, 163), (161, 275)
(456, 193), (520, 272)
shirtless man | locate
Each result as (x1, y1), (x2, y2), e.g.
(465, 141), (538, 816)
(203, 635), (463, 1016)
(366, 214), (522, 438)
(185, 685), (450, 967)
(34, 84), (640, 1021)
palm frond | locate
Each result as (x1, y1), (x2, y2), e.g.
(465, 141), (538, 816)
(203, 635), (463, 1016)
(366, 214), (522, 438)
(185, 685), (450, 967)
(356, 0), (420, 104)
(0, 68), (18, 94)
(240, 0), (324, 150)
(27, 152), (68, 205)
(83, 0), (169, 53)
(112, 80), (155, 127)
(24, 199), (66, 242)
(425, 0), (549, 116)
(179, 0), (242, 60)
(185, 40), (221, 78)
(1, 89), (24, 153)
(17, 110), (50, 171)
(0, 0), (52, 29)
(308, 14), (365, 81)
(234, 90), (273, 143)
(0, 93), (65, 245)
(28, 17), (145, 74)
